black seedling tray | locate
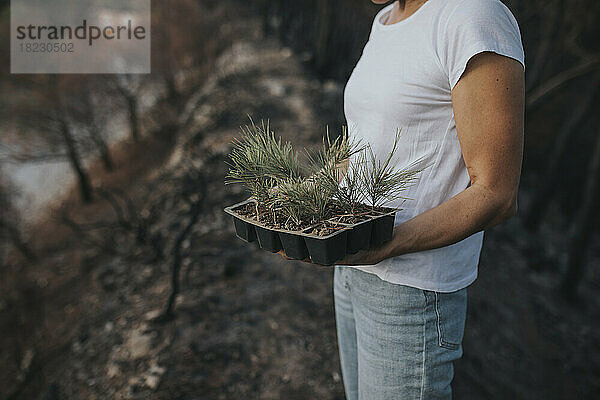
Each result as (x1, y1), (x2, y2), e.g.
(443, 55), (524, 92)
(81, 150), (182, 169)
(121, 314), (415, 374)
(370, 209), (396, 246)
(342, 218), (373, 254)
(255, 225), (283, 253)
(224, 198), (397, 266)
(278, 231), (310, 260)
(232, 216), (256, 243)
(302, 225), (349, 266)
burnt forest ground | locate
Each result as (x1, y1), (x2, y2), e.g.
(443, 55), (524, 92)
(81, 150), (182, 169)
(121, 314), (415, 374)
(1, 3), (600, 400)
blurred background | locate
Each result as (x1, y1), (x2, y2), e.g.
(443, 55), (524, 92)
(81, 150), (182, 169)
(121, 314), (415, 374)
(1, 0), (599, 398)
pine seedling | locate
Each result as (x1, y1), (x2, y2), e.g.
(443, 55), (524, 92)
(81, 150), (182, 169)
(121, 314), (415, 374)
(304, 126), (364, 192)
(265, 177), (310, 229)
(270, 172), (337, 227)
(300, 173), (337, 224)
(225, 118), (301, 220)
(297, 127), (356, 222)
(335, 159), (367, 215)
(256, 121), (303, 182)
(306, 126), (364, 176)
(358, 128), (423, 211)
(323, 125), (364, 165)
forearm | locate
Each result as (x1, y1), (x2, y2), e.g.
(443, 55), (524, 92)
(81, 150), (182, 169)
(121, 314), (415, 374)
(384, 182), (516, 258)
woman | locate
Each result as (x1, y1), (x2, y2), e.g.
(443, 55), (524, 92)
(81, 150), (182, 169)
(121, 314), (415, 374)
(280, 0), (525, 398)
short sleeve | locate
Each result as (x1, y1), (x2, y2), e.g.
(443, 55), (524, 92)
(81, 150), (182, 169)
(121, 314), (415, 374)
(439, 0), (525, 91)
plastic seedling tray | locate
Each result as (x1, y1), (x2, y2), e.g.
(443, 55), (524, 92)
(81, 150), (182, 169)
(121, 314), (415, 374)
(370, 208), (397, 246)
(336, 218), (374, 254)
(255, 225), (283, 253)
(302, 225), (349, 266)
(226, 198), (258, 243)
(224, 198), (398, 265)
(278, 230), (310, 260)
(223, 198), (283, 253)
(232, 214), (256, 243)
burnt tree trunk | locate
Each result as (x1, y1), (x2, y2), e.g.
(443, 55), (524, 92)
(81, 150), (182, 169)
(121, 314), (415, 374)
(60, 119), (93, 203)
(524, 0), (563, 93)
(314, 0), (332, 76)
(89, 123), (114, 172)
(9, 226), (36, 261)
(165, 75), (179, 104)
(562, 128), (600, 302)
(523, 81), (598, 231)
(161, 175), (206, 320)
(261, 0), (277, 35)
(0, 223), (36, 262)
(125, 94), (140, 142)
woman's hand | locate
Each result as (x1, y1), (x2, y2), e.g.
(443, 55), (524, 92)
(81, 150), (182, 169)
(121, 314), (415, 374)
(335, 244), (391, 266)
(276, 244), (391, 266)
(336, 225), (399, 265)
(277, 249), (310, 262)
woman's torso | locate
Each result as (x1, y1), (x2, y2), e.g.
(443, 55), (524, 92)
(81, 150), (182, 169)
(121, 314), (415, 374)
(340, 0), (525, 292)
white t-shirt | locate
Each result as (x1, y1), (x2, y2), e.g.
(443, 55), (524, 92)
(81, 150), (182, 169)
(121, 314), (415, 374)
(339, 0), (525, 292)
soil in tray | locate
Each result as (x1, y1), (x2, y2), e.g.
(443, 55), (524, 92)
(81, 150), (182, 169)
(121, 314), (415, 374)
(232, 201), (259, 219)
(233, 202), (308, 232)
(228, 200), (396, 264)
(304, 221), (347, 237)
(367, 206), (396, 216)
(231, 199), (395, 241)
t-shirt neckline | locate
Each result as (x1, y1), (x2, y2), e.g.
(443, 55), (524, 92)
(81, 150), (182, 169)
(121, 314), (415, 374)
(375, 0), (434, 30)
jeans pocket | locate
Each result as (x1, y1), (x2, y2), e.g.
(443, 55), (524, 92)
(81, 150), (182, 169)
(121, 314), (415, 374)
(434, 288), (467, 350)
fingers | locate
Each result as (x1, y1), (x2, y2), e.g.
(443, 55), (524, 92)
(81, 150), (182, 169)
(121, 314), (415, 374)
(277, 250), (313, 263)
(277, 249), (291, 260)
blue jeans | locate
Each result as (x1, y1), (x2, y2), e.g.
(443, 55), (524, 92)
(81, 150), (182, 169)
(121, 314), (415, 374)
(333, 266), (467, 400)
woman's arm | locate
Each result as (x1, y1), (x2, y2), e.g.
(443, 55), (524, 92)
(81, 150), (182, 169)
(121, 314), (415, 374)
(339, 51), (525, 265)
